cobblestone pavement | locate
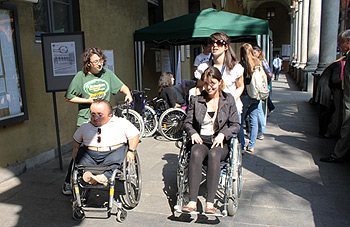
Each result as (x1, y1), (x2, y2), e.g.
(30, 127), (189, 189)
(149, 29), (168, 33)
(0, 73), (349, 227)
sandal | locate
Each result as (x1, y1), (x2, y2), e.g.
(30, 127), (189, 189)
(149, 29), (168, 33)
(204, 207), (216, 214)
(182, 204), (197, 213)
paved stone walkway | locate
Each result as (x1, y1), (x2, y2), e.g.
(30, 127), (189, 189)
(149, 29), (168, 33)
(0, 73), (349, 226)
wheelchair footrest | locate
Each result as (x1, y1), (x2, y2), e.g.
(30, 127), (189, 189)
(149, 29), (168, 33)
(202, 211), (223, 217)
(82, 207), (110, 218)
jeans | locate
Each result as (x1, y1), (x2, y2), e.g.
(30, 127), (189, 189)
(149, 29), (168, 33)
(274, 68), (280, 80)
(257, 101), (265, 137)
(76, 145), (126, 179)
(267, 95), (275, 111)
(238, 94), (259, 150)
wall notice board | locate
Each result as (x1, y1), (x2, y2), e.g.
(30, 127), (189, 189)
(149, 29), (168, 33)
(41, 32), (85, 92)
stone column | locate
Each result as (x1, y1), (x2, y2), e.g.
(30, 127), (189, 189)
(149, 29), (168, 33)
(293, 1), (301, 79)
(303, 0), (322, 93)
(316, 0), (340, 72)
(298, 0), (310, 90)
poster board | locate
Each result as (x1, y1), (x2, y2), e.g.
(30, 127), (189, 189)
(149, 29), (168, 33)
(41, 32), (85, 92)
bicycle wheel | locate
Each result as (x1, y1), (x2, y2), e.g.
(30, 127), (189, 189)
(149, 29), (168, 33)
(121, 109), (145, 138)
(142, 105), (158, 137)
(158, 108), (186, 141)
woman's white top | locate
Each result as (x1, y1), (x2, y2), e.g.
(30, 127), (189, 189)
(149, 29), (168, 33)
(195, 62), (244, 114)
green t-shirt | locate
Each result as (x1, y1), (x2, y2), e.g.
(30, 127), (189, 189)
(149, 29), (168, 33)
(65, 68), (124, 126)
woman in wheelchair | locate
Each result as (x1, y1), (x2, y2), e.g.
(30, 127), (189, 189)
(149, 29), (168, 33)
(158, 72), (181, 108)
(72, 99), (139, 186)
(182, 66), (240, 214)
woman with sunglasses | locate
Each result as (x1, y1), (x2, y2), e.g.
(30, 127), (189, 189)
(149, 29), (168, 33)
(182, 66), (240, 214)
(195, 31), (244, 113)
(238, 43), (264, 153)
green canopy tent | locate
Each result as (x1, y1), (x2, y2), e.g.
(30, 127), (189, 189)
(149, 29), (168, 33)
(134, 8), (272, 89)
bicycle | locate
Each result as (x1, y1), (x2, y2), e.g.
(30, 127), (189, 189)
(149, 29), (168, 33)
(147, 97), (187, 141)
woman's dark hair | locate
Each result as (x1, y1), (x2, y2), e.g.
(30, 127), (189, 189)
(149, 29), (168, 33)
(81, 47), (107, 74)
(240, 43), (262, 78)
(201, 66), (222, 81)
(253, 45), (267, 61)
(201, 66), (224, 91)
(158, 72), (174, 93)
(210, 31), (238, 71)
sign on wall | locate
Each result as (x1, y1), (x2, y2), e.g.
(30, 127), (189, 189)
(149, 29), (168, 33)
(103, 50), (114, 73)
(41, 32), (85, 92)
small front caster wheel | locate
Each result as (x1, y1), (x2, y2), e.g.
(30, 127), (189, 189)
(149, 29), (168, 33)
(116, 209), (127, 222)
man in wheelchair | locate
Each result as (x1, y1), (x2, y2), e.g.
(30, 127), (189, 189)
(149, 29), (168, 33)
(181, 66), (240, 214)
(72, 99), (139, 186)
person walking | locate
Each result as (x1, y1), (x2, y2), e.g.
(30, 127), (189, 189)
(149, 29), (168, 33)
(238, 43), (263, 153)
(252, 45), (275, 139)
(194, 31), (244, 114)
(273, 55), (282, 81)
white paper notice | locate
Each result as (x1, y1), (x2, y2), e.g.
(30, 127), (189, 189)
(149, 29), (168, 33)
(103, 50), (114, 73)
(161, 49), (171, 73)
(51, 42), (77, 76)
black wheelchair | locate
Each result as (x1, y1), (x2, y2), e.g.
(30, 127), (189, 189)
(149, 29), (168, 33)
(70, 146), (141, 222)
(174, 134), (242, 217)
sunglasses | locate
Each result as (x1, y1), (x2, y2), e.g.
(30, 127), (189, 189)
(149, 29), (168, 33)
(210, 39), (227, 47)
(97, 128), (101, 143)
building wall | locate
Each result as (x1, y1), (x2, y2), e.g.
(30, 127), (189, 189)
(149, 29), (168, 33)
(0, 0), (149, 170)
(252, 2), (290, 53)
(0, 0), (75, 168)
(79, 0), (149, 105)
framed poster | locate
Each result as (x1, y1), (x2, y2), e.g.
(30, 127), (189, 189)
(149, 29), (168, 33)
(41, 32), (85, 92)
(0, 4), (29, 127)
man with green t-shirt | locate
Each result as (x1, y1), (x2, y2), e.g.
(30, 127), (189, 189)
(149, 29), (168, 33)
(62, 47), (133, 195)
(65, 46), (132, 127)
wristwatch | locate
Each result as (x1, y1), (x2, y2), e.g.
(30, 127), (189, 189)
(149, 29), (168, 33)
(128, 148), (137, 154)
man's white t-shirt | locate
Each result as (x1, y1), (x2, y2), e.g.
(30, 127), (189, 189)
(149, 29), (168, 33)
(74, 116), (139, 147)
(194, 53), (211, 67)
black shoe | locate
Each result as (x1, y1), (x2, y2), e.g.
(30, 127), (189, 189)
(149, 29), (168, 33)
(320, 156), (340, 163)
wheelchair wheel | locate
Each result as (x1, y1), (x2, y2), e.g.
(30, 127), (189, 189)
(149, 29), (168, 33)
(175, 137), (190, 211)
(158, 108), (186, 141)
(228, 194), (239, 216)
(233, 140), (243, 198)
(120, 152), (142, 208)
(121, 109), (145, 138)
(72, 201), (85, 220)
(116, 209), (127, 222)
(143, 105), (158, 137)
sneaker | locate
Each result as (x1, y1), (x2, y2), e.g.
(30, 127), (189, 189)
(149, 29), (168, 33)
(257, 135), (264, 140)
(246, 147), (255, 153)
(62, 182), (72, 195)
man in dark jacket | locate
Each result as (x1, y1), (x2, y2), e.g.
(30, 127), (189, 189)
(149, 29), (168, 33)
(321, 29), (350, 162)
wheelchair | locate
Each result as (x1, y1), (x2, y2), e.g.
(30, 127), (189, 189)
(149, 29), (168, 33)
(70, 146), (141, 222)
(174, 133), (242, 217)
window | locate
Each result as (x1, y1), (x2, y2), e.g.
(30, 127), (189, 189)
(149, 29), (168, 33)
(0, 4), (28, 126)
(189, 0), (200, 13)
(148, 0), (163, 25)
(266, 7), (275, 20)
(33, 0), (74, 41)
